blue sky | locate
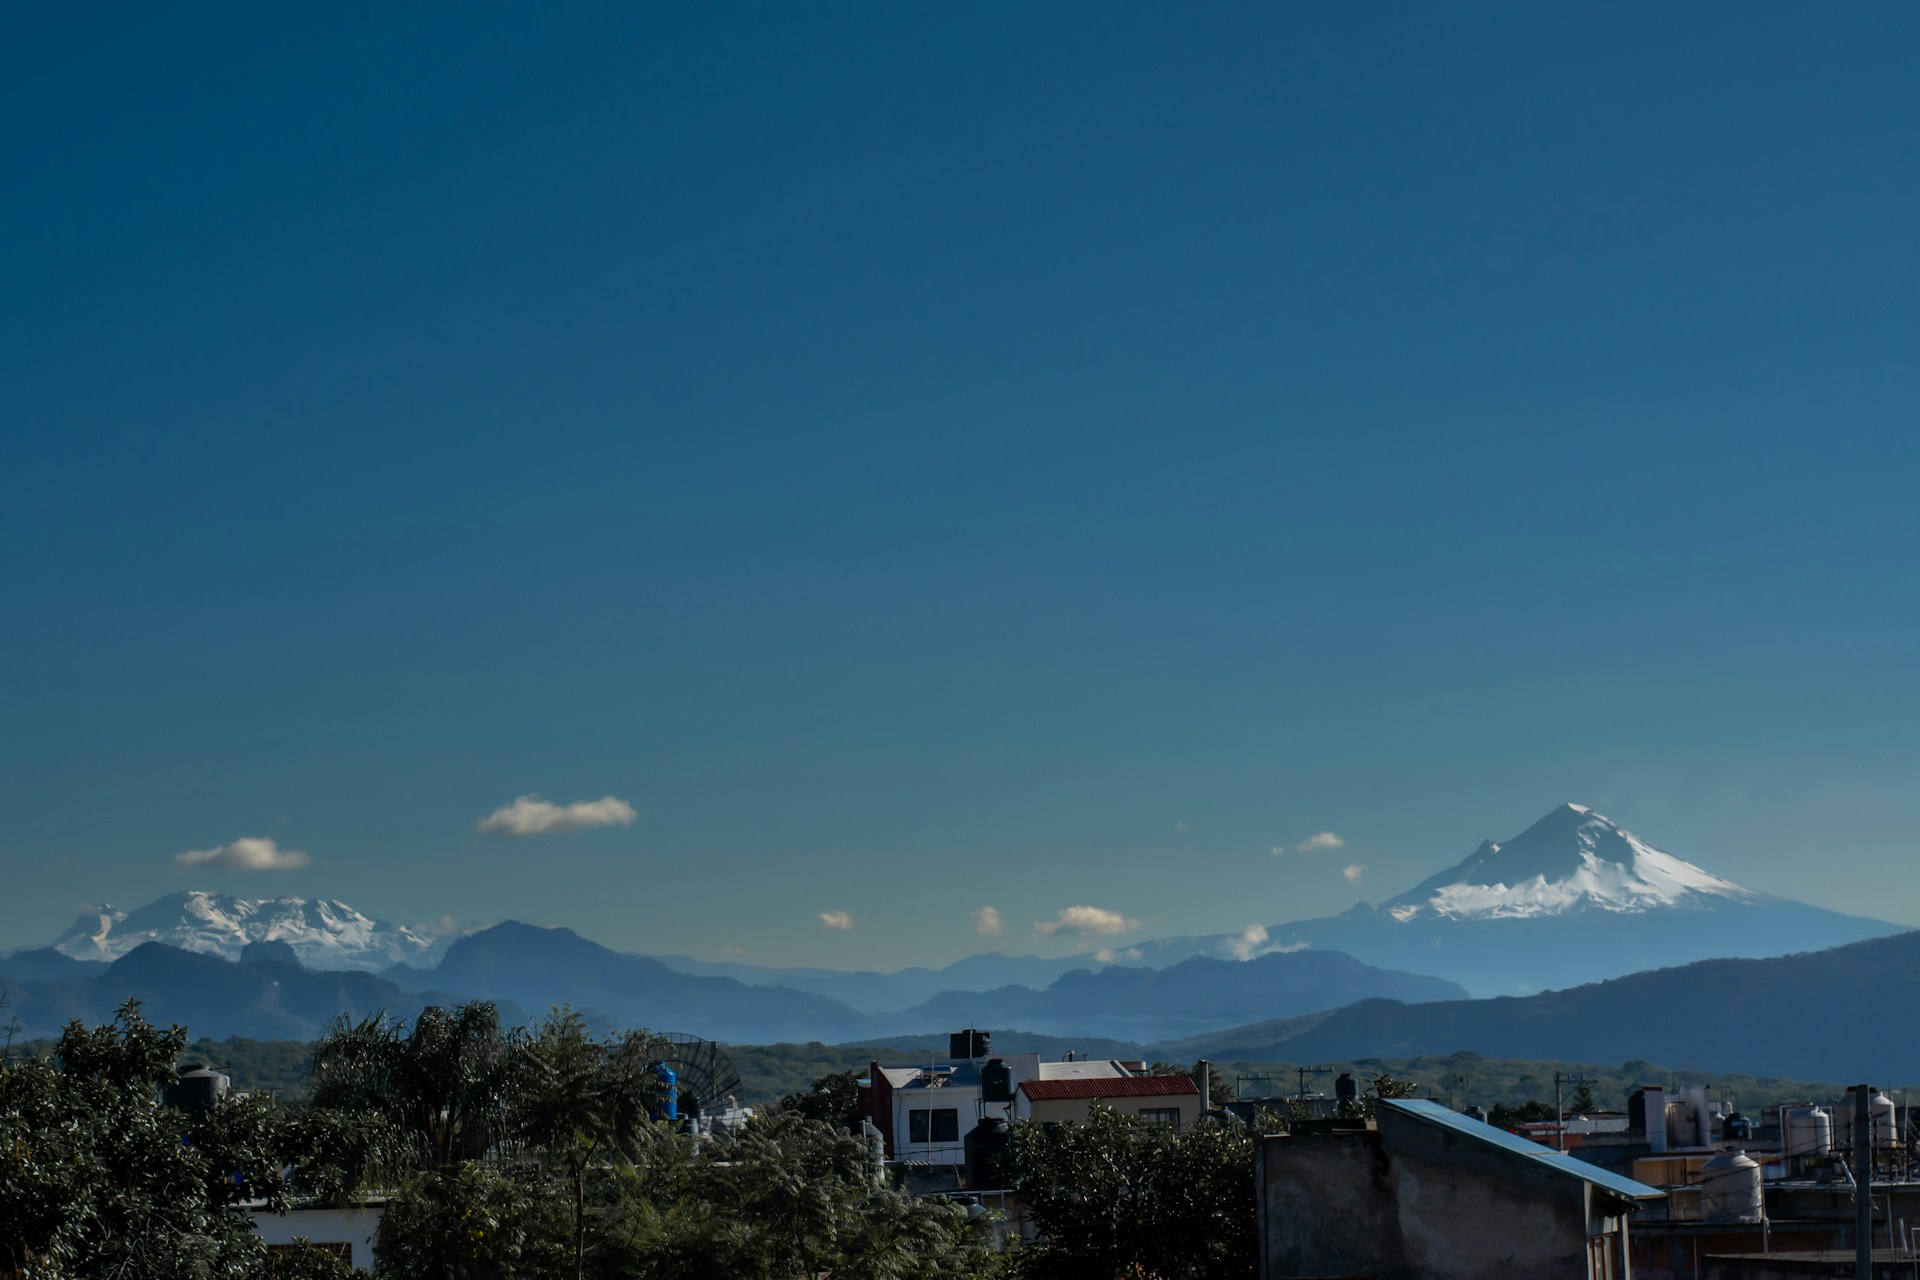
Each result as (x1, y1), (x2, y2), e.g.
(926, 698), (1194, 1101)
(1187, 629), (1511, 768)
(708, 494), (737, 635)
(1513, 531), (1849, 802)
(5, 3), (1917, 969)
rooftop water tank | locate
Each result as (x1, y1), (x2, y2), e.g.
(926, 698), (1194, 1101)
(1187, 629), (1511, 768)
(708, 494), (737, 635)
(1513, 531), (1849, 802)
(1872, 1092), (1898, 1148)
(1724, 1111), (1755, 1142)
(980, 1058), (1013, 1103)
(1783, 1106), (1832, 1160)
(1699, 1151), (1764, 1223)
(950, 1029), (991, 1061)
(964, 1117), (1011, 1190)
(164, 1064), (230, 1112)
(652, 1062), (679, 1122)
(1334, 1073), (1358, 1105)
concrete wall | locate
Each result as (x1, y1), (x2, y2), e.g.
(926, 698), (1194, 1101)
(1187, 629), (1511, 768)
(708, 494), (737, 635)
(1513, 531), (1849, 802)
(1258, 1116), (1608, 1280)
(250, 1203), (383, 1272)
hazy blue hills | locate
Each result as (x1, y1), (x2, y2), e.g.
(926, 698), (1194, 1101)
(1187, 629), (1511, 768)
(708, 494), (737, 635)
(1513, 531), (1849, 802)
(4, 917), (1476, 1047)
(650, 952), (1094, 1015)
(0, 941), (519, 1042)
(1155, 928), (1920, 1081)
(876, 950), (1468, 1041)
(411, 921), (876, 1043)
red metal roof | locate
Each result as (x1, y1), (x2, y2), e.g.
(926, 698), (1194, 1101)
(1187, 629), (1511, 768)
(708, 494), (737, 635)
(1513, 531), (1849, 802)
(1018, 1076), (1199, 1101)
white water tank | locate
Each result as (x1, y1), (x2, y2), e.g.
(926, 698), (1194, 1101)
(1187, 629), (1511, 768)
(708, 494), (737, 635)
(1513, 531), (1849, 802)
(1872, 1093), (1898, 1148)
(1783, 1106), (1832, 1160)
(1699, 1151), (1764, 1223)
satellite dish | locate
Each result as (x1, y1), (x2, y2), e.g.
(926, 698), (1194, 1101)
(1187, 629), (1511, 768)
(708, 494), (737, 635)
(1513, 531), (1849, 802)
(651, 1032), (743, 1115)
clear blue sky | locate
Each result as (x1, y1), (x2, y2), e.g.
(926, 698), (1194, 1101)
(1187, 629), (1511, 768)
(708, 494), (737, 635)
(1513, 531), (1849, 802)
(5, 2), (1917, 969)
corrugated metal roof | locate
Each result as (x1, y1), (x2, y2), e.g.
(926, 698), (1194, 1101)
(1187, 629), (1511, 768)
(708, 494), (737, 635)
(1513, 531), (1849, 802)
(1019, 1075), (1199, 1101)
(1378, 1099), (1664, 1201)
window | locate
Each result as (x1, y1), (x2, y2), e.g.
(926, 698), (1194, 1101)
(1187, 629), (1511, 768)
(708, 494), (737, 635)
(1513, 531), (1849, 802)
(1138, 1108), (1181, 1128)
(908, 1107), (960, 1143)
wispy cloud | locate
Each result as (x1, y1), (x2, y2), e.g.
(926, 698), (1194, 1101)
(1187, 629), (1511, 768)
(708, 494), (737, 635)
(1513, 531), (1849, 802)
(972, 906), (1004, 937)
(1094, 946), (1143, 964)
(175, 837), (310, 871)
(1223, 924), (1309, 961)
(818, 910), (854, 931)
(1036, 905), (1142, 938)
(475, 794), (637, 837)
(1225, 924), (1268, 961)
(720, 945), (745, 956)
(1343, 864), (1367, 884)
(1277, 831), (1344, 854)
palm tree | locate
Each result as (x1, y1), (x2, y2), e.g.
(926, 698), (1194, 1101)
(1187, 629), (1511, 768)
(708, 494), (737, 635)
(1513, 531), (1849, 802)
(309, 1002), (515, 1170)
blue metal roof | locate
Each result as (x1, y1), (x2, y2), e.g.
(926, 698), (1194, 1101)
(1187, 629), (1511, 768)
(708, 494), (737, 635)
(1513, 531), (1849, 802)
(1378, 1099), (1664, 1201)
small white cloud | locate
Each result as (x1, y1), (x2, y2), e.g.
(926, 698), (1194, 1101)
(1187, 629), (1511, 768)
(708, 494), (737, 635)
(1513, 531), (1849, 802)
(1296, 832), (1346, 853)
(720, 945), (745, 956)
(1225, 924), (1269, 961)
(1094, 946), (1144, 964)
(1224, 924), (1309, 960)
(1036, 905), (1143, 938)
(1174, 821), (1190, 832)
(1343, 863), (1367, 884)
(818, 910), (854, 931)
(476, 794), (637, 837)
(174, 837), (310, 871)
(972, 906), (1004, 937)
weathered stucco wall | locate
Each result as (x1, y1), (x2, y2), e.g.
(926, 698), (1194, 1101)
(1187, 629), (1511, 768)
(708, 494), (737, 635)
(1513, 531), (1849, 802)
(1258, 1114), (1600, 1280)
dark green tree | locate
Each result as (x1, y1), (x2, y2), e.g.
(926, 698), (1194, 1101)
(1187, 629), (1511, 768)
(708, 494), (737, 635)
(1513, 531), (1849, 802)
(0, 1001), (379, 1279)
(375, 1161), (573, 1280)
(775, 1068), (862, 1128)
(1007, 1102), (1262, 1280)
(308, 1002), (514, 1171)
(601, 1110), (996, 1280)
(510, 1007), (663, 1280)
(1569, 1081), (1597, 1114)
(1487, 1099), (1558, 1130)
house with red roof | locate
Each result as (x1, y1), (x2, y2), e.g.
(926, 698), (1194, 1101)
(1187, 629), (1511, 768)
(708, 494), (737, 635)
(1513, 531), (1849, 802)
(1015, 1073), (1203, 1130)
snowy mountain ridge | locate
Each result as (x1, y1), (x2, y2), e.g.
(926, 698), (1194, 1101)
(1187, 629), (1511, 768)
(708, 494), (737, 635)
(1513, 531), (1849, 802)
(49, 891), (444, 971)
(1377, 802), (1763, 922)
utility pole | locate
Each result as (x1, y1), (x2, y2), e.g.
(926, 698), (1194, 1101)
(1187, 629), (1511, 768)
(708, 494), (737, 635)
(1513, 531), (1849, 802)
(1554, 1072), (1594, 1153)
(1294, 1065), (1329, 1104)
(1853, 1083), (1872, 1280)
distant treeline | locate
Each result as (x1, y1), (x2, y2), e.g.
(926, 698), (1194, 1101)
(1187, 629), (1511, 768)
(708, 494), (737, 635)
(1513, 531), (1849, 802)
(10, 1031), (1897, 1114)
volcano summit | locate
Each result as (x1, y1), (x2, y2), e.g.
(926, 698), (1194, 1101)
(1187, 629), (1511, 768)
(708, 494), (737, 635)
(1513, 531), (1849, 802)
(1252, 803), (1897, 996)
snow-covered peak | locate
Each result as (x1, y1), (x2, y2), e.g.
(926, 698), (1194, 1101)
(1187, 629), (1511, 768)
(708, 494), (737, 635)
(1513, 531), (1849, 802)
(1380, 803), (1762, 922)
(50, 891), (447, 970)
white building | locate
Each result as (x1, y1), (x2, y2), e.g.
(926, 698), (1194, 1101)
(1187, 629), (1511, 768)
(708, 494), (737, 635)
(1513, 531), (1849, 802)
(861, 1031), (1138, 1166)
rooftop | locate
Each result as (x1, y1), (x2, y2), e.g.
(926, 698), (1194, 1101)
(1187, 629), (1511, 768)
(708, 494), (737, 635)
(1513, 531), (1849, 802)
(1019, 1075), (1199, 1102)
(1379, 1099), (1663, 1202)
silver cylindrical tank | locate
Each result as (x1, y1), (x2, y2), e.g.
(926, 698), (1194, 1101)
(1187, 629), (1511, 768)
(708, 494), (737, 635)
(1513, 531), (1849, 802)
(1699, 1151), (1764, 1223)
(1783, 1106), (1832, 1160)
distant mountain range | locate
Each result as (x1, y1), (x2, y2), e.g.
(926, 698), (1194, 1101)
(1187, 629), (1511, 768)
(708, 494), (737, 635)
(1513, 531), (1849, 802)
(4, 804), (1905, 1057)
(12, 920), (1920, 1082)
(656, 804), (1898, 1001)
(1155, 927), (1920, 1082)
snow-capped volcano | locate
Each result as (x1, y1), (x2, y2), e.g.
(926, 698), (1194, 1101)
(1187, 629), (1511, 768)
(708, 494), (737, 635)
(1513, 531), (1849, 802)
(1380, 803), (1763, 922)
(50, 891), (445, 971)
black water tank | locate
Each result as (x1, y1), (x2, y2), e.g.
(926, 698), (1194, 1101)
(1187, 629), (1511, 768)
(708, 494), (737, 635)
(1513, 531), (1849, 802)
(950, 1029), (991, 1061)
(981, 1058), (1014, 1103)
(964, 1117), (1011, 1190)
(1335, 1072), (1358, 1105)
(165, 1064), (229, 1112)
